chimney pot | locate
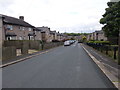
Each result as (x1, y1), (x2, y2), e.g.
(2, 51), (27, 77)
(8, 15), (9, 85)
(19, 16), (24, 21)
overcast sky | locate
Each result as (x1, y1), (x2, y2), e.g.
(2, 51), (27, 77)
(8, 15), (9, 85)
(0, 0), (110, 33)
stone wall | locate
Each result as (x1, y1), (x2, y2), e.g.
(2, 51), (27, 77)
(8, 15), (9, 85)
(43, 42), (63, 50)
(2, 46), (16, 61)
(2, 40), (63, 61)
(3, 40), (41, 50)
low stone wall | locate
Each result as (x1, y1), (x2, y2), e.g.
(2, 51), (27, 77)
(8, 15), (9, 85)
(2, 46), (16, 61)
(4, 40), (23, 49)
(3, 40), (63, 50)
(29, 41), (41, 50)
(2, 41), (63, 61)
(3, 40), (41, 50)
(43, 42), (63, 50)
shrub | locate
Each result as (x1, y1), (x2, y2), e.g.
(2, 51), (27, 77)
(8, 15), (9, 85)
(87, 40), (110, 45)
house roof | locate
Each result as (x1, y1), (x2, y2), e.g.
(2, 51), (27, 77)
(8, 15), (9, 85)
(37, 27), (50, 32)
(1, 14), (34, 28)
(35, 28), (41, 31)
(50, 31), (55, 34)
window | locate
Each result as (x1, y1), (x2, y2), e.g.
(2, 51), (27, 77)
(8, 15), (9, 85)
(22, 27), (25, 30)
(29, 28), (32, 31)
(19, 27), (25, 30)
(19, 26), (22, 30)
(23, 36), (26, 40)
(7, 25), (13, 30)
(6, 36), (16, 40)
(19, 36), (23, 40)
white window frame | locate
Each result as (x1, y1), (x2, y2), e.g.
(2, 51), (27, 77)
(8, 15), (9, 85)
(19, 26), (22, 30)
(7, 25), (13, 30)
(6, 36), (16, 40)
(19, 36), (23, 40)
(29, 28), (32, 31)
(22, 27), (25, 30)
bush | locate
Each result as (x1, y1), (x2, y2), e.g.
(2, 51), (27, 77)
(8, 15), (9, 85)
(87, 40), (110, 45)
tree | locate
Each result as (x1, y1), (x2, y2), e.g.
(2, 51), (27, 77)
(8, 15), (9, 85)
(100, 1), (120, 64)
(82, 36), (87, 42)
(100, 1), (120, 38)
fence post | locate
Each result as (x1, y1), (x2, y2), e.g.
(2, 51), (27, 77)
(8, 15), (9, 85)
(105, 46), (108, 55)
(100, 45), (103, 52)
(113, 47), (117, 60)
(41, 41), (44, 50)
(118, 30), (120, 64)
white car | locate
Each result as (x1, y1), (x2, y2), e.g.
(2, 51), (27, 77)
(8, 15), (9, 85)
(64, 41), (70, 46)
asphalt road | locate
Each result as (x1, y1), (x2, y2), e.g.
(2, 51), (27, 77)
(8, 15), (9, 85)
(2, 42), (115, 88)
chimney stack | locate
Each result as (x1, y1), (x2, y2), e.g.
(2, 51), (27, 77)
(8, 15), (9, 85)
(19, 16), (24, 21)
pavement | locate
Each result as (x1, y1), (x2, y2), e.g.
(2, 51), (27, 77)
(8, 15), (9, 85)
(2, 42), (118, 88)
(1, 48), (54, 66)
(81, 43), (119, 89)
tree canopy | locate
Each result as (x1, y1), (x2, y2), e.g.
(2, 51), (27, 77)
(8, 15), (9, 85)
(100, 1), (120, 37)
(65, 33), (89, 36)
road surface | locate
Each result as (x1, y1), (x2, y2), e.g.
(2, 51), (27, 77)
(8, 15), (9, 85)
(2, 42), (115, 88)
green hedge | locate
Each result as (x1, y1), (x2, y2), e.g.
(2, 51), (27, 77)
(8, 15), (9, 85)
(87, 41), (110, 44)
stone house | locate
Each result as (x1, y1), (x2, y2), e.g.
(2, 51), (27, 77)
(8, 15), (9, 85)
(1, 14), (37, 40)
(57, 32), (62, 41)
(50, 31), (61, 41)
(34, 28), (42, 40)
(97, 30), (107, 41)
(87, 30), (107, 41)
(52, 31), (58, 40)
(37, 26), (52, 42)
(87, 34), (92, 41)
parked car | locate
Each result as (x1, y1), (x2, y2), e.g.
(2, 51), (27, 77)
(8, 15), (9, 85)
(64, 41), (71, 46)
(69, 40), (76, 44)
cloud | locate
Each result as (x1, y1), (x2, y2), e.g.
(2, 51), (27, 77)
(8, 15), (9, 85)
(0, 0), (110, 33)
(0, 0), (15, 14)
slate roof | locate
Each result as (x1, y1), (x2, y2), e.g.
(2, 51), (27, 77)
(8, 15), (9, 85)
(1, 14), (34, 27)
(35, 28), (41, 31)
(50, 31), (55, 35)
(37, 27), (50, 32)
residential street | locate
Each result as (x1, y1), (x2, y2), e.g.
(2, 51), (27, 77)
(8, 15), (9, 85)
(2, 42), (116, 88)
